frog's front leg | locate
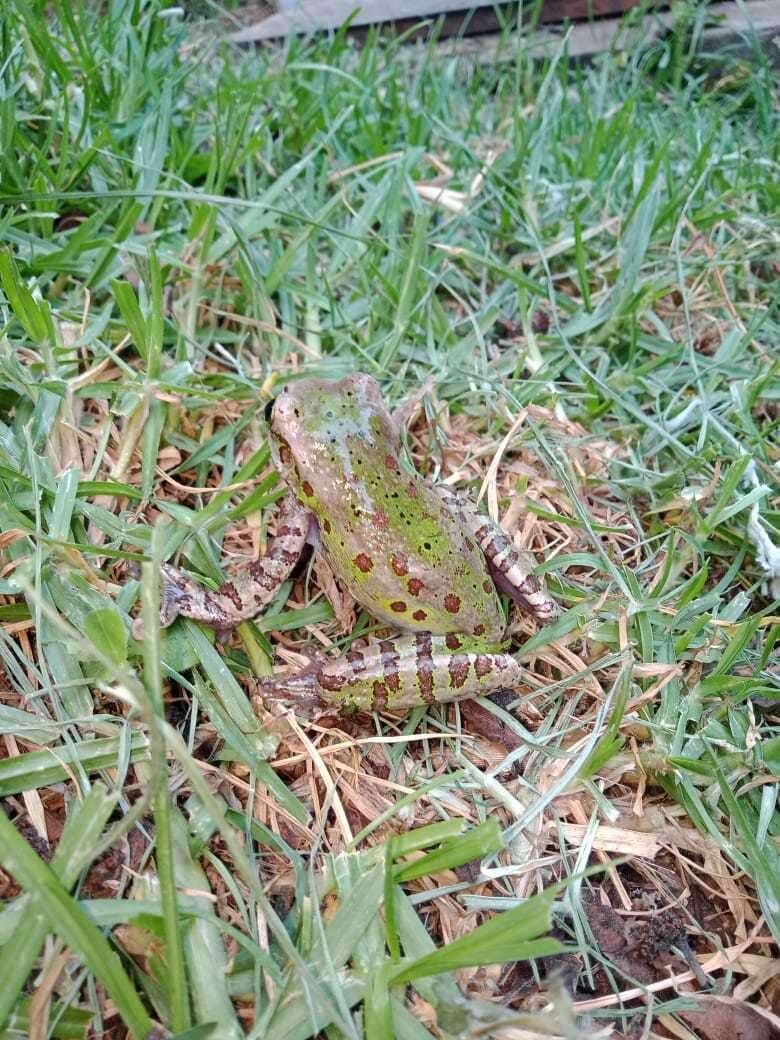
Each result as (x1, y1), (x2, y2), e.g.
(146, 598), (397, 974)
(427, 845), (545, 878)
(437, 487), (558, 622)
(258, 633), (524, 714)
(134, 492), (313, 641)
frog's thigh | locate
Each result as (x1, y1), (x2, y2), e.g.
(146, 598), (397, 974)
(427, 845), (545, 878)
(314, 633), (523, 712)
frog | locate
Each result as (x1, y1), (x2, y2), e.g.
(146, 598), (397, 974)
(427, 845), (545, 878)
(148, 373), (557, 713)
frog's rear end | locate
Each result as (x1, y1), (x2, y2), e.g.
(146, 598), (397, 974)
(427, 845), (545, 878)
(321, 464), (506, 641)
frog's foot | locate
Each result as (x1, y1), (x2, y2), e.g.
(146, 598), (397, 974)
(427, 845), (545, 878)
(256, 647), (333, 713)
(257, 670), (327, 715)
(437, 487), (558, 622)
(137, 492), (312, 636)
(259, 633), (525, 715)
(486, 556), (557, 623)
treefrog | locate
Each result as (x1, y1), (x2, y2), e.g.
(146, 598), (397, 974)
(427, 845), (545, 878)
(151, 374), (557, 713)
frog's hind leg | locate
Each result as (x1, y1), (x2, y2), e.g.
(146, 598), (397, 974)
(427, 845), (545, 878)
(475, 519), (558, 622)
(437, 487), (557, 622)
(258, 633), (525, 714)
(134, 492), (312, 640)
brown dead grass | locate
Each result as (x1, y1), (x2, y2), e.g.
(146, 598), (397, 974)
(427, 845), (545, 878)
(3, 350), (779, 1036)
(121, 366), (778, 1030)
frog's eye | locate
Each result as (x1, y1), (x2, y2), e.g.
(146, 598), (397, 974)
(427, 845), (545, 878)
(264, 399), (274, 422)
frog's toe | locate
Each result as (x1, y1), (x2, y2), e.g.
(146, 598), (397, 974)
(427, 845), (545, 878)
(159, 564), (188, 626)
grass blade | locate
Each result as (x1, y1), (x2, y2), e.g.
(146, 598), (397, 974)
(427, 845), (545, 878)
(0, 809), (152, 1039)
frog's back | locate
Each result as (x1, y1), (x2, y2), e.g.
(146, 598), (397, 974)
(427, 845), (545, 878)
(317, 459), (505, 639)
(271, 374), (506, 642)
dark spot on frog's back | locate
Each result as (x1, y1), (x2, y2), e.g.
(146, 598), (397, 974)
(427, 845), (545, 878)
(407, 577), (424, 596)
(390, 553), (409, 576)
(354, 553), (374, 574)
(483, 579), (493, 594)
(473, 623), (486, 637)
(390, 600), (407, 613)
(444, 594), (462, 614)
(385, 454), (400, 472)
(322, 518), (332, 534)
(302, 480), (314, 497)
(445, 633), (462, 650)
(412, 609), (427, 621)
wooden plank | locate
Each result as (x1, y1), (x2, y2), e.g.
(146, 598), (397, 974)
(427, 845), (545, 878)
(231, 0), (657, 43)
(395, 0), (780, 65)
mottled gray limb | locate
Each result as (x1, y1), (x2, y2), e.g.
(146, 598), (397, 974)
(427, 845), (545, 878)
(134, 492), (312, 640)
(258, 632), (524, 714)
(436, 485), (558, 622)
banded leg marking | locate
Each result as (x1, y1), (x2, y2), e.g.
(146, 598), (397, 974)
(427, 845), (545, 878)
(151, 491), (311, 636)
(259, 633), (524, 713)
(437, 486), (557, 622)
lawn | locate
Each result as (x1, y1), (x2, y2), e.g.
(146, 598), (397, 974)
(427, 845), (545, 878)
(0, 1), (779, 1037)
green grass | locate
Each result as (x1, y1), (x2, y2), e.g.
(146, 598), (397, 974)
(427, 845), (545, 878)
(1, 0), (779, 1036)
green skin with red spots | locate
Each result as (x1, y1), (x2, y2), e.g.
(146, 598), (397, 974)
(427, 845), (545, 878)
(153, 374), (557, 713)
(272, 374), (505, 641)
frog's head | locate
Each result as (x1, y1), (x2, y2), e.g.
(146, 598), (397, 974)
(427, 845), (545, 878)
(266, 373), (392, 490)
